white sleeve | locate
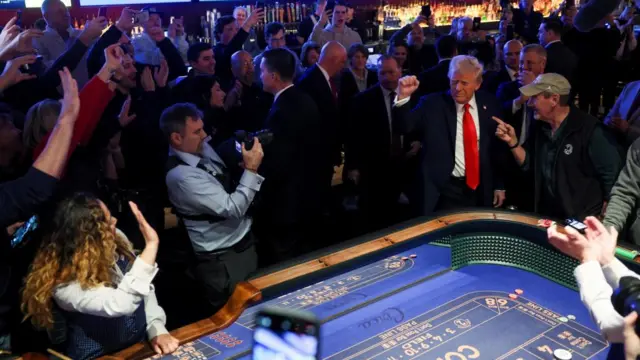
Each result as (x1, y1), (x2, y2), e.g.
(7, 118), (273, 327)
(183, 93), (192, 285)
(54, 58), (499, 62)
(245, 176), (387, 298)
(602, 258), (640, 290)
(144, 289), (169, 340)
(575, 261), (626, 343)
(54, 258), (159, 318)
(512, 100), (522, 115)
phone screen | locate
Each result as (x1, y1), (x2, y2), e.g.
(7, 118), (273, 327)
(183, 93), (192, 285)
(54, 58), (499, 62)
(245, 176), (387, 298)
(11, 215), (38, 248)
(15, 10), (22, 28)
(421, 5), (431, 18)
(473, 17), (481, 31)
(565, 218), (587, 232)
(98, 7), (107, 17)
(253, 309), (319, 360)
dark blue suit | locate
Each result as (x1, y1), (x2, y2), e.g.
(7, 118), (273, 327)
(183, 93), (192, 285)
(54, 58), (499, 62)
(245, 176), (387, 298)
(397, 90), (505, 214)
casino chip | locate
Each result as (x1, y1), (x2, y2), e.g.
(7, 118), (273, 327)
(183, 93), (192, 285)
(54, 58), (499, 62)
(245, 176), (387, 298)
(537, 219), (557, 228)
(401, 256), (409, 261)
(410, 254), (417, 258)
(515, 289), (523, 295)
(567, 315), (576, 320)
(558, 317), (569, 323)
(509, 293), (518, 300)
(553, 348), (572, 360)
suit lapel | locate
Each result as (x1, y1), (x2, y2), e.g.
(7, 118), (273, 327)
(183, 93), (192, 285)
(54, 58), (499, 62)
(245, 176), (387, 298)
(444, 93), (457, 149)
(476, 93), (489, 155)
(375, 86), (391, 137)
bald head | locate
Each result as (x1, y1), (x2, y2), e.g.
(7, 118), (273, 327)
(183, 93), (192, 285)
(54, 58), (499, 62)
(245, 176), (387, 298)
(231, 50), (254, 85)
(319, 41), (347, 77)
(503, 40), (523, 71)
(42, 0), (70, 31)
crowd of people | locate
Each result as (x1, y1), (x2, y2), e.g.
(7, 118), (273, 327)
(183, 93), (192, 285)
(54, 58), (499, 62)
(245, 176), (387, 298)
(0, 0), (640, 357)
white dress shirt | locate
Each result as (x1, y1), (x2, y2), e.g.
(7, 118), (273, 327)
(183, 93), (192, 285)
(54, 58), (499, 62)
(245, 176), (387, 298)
(574, 258), (640, 343)
(53, 229), (168, 340)
(452, 95), (481, 178)
(380, 86), (395, 128)
(274, 84), (295, 102)
(506, 66), (517, 82)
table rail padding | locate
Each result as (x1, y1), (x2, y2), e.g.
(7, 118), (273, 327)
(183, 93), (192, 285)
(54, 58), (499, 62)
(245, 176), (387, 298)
(109, 210), (640, 359)
(451, 233), (580, 290)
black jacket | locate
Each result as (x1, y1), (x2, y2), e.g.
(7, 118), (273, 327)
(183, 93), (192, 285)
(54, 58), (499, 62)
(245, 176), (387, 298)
(257, 87), (326, 225)
(296, 65), (341, 166)
(545, 41), (578, 86)
(416, 59), (451, 100)
(482, 66), (513, 95)
(389, 24), (439, 75)
(214, 29), (250, 88)
(338, 68), (378, 118)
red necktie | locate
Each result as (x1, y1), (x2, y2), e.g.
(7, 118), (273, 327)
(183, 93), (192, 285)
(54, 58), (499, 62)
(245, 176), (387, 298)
(463, 103), (479, 190)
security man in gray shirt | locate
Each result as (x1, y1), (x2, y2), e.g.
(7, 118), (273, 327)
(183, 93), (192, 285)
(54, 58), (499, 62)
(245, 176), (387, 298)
(161, 103), (264, 311)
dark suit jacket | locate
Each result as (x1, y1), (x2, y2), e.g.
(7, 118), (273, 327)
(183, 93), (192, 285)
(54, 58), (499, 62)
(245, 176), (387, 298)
(259, 87), (326, 225)
(397, 91), (504, 214)
(496, 80), (532, 139)
(338, 68), (378, 118)
(545, 41), (578, 86)
(416, 59), (451, 99)
(512, 8), (543, 44)
(389, 24), (439, 75)
(296, 65), (341, 166)
(482, 66), (514, 95)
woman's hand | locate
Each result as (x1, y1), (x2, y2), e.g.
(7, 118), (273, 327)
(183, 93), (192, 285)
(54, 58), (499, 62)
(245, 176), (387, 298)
(151, 334), (179, 354)
(58, 67), (80, 125)
(129, 201), (159, 249)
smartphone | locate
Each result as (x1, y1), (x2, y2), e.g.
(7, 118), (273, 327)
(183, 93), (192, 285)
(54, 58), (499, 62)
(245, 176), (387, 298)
(472, 16), (481, 31)
(506, 23), (515, 40)
(11, 216), (38, 249)
(255, 0), (264, 9)
(565, 218), (587, 234)
(15, 10), (22, 28)
(252, 307), (320, 360)
(98, 7), (107, 18)
(420, 5), (431, 19)
(325, 0), (335, 13)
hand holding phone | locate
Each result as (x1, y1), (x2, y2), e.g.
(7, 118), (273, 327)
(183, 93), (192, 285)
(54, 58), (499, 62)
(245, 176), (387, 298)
(98, 7), (108, 18)
(420, 5), (431, 19)
(15, 10), (22, 28)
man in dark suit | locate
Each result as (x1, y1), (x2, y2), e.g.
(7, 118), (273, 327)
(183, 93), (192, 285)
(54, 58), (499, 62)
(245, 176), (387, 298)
(345, 55), (420, 228)
(495, 44), (546, 211)
(254, 48), (326, 264)
(395, 55), (506, 214)
(512, 0), (543, 44)
(483, 39), (522, 94)
(296, 41), (347, 196)
(416, 35), (457, 100)
(538, 17), (578, 87)
(389, 16), (439, 76)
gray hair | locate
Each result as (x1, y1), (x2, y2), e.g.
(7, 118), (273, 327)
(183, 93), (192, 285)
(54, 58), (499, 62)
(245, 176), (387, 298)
(448, 55), (483, 82)
(24, 99), (61, 151)
(521, 43), (547, 59)
(233, 6), (248, 17)
(457, 16), (472, 31)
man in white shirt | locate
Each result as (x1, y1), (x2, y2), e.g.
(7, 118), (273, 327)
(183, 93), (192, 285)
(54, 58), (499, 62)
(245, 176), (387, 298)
(33, 0), (107, 88)
(310, 1), (362, 49)
(547, 217), (640, 359)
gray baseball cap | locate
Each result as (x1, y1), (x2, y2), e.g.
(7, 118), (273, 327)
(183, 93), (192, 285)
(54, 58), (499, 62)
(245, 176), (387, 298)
(519, 73), (571, 97)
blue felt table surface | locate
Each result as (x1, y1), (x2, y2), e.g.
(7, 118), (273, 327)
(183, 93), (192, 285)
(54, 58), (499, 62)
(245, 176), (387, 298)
(150, 244), (609, 360)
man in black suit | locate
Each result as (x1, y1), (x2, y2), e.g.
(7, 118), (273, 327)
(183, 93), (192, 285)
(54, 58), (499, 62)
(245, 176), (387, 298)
(538, 17), (577, 87)
(296, 41), (347, 197)
(416, 35), (457, 100)
(483, 39), (522, 94)
(254, 48), (326, 264)
(512, 0), (543, 44)
(395, 55), (506, 214)
(345, 55), (420, 228)
(495, 44), (546, 211)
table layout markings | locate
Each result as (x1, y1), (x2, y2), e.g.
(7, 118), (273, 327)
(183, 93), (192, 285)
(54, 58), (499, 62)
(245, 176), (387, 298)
(543, 333), (589, 359)
(237, 256), (416, 328)
(522, 346), (545, 360)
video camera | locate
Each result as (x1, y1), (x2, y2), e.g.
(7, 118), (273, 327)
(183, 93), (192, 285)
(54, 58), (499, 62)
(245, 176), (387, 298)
(612, 276), (640, 334)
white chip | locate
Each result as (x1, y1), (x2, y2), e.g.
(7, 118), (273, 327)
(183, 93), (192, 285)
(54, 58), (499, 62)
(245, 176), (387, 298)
(558, 316), (568, 323)
(553, 348), (572, 360)
(567, 314), (576, 320)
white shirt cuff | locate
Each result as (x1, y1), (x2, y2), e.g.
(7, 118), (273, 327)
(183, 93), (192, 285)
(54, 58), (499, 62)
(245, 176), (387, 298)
(394, 96), (410, 107)
(603, 258), (640, 289)
(512, 100), (522, 114)
(147, 321), (170, 340)
(127, 257), (159, 295)
(240, 170), (265, 191)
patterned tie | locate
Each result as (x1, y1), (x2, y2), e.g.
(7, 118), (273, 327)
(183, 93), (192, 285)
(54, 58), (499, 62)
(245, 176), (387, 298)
(463, 103), (479, 190)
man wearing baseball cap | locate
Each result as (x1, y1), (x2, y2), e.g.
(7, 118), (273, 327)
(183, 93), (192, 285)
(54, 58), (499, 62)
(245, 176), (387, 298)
(494, 73), (622, 221)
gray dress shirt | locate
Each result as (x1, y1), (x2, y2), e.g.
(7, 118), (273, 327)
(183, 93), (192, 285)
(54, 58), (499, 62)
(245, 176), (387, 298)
(165, 143), (264, 253)
(33, 26), (91, 89)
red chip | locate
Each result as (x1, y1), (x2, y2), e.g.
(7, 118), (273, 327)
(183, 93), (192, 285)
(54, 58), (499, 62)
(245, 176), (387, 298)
(509, 293), (518, 300)
(515, 289), (524, 295)
(401, 256), (409, 261)
(537, 219), (555, 228)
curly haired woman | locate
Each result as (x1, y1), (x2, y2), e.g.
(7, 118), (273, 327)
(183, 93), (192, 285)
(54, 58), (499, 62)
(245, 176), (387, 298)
(21, 194), (179, 359)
